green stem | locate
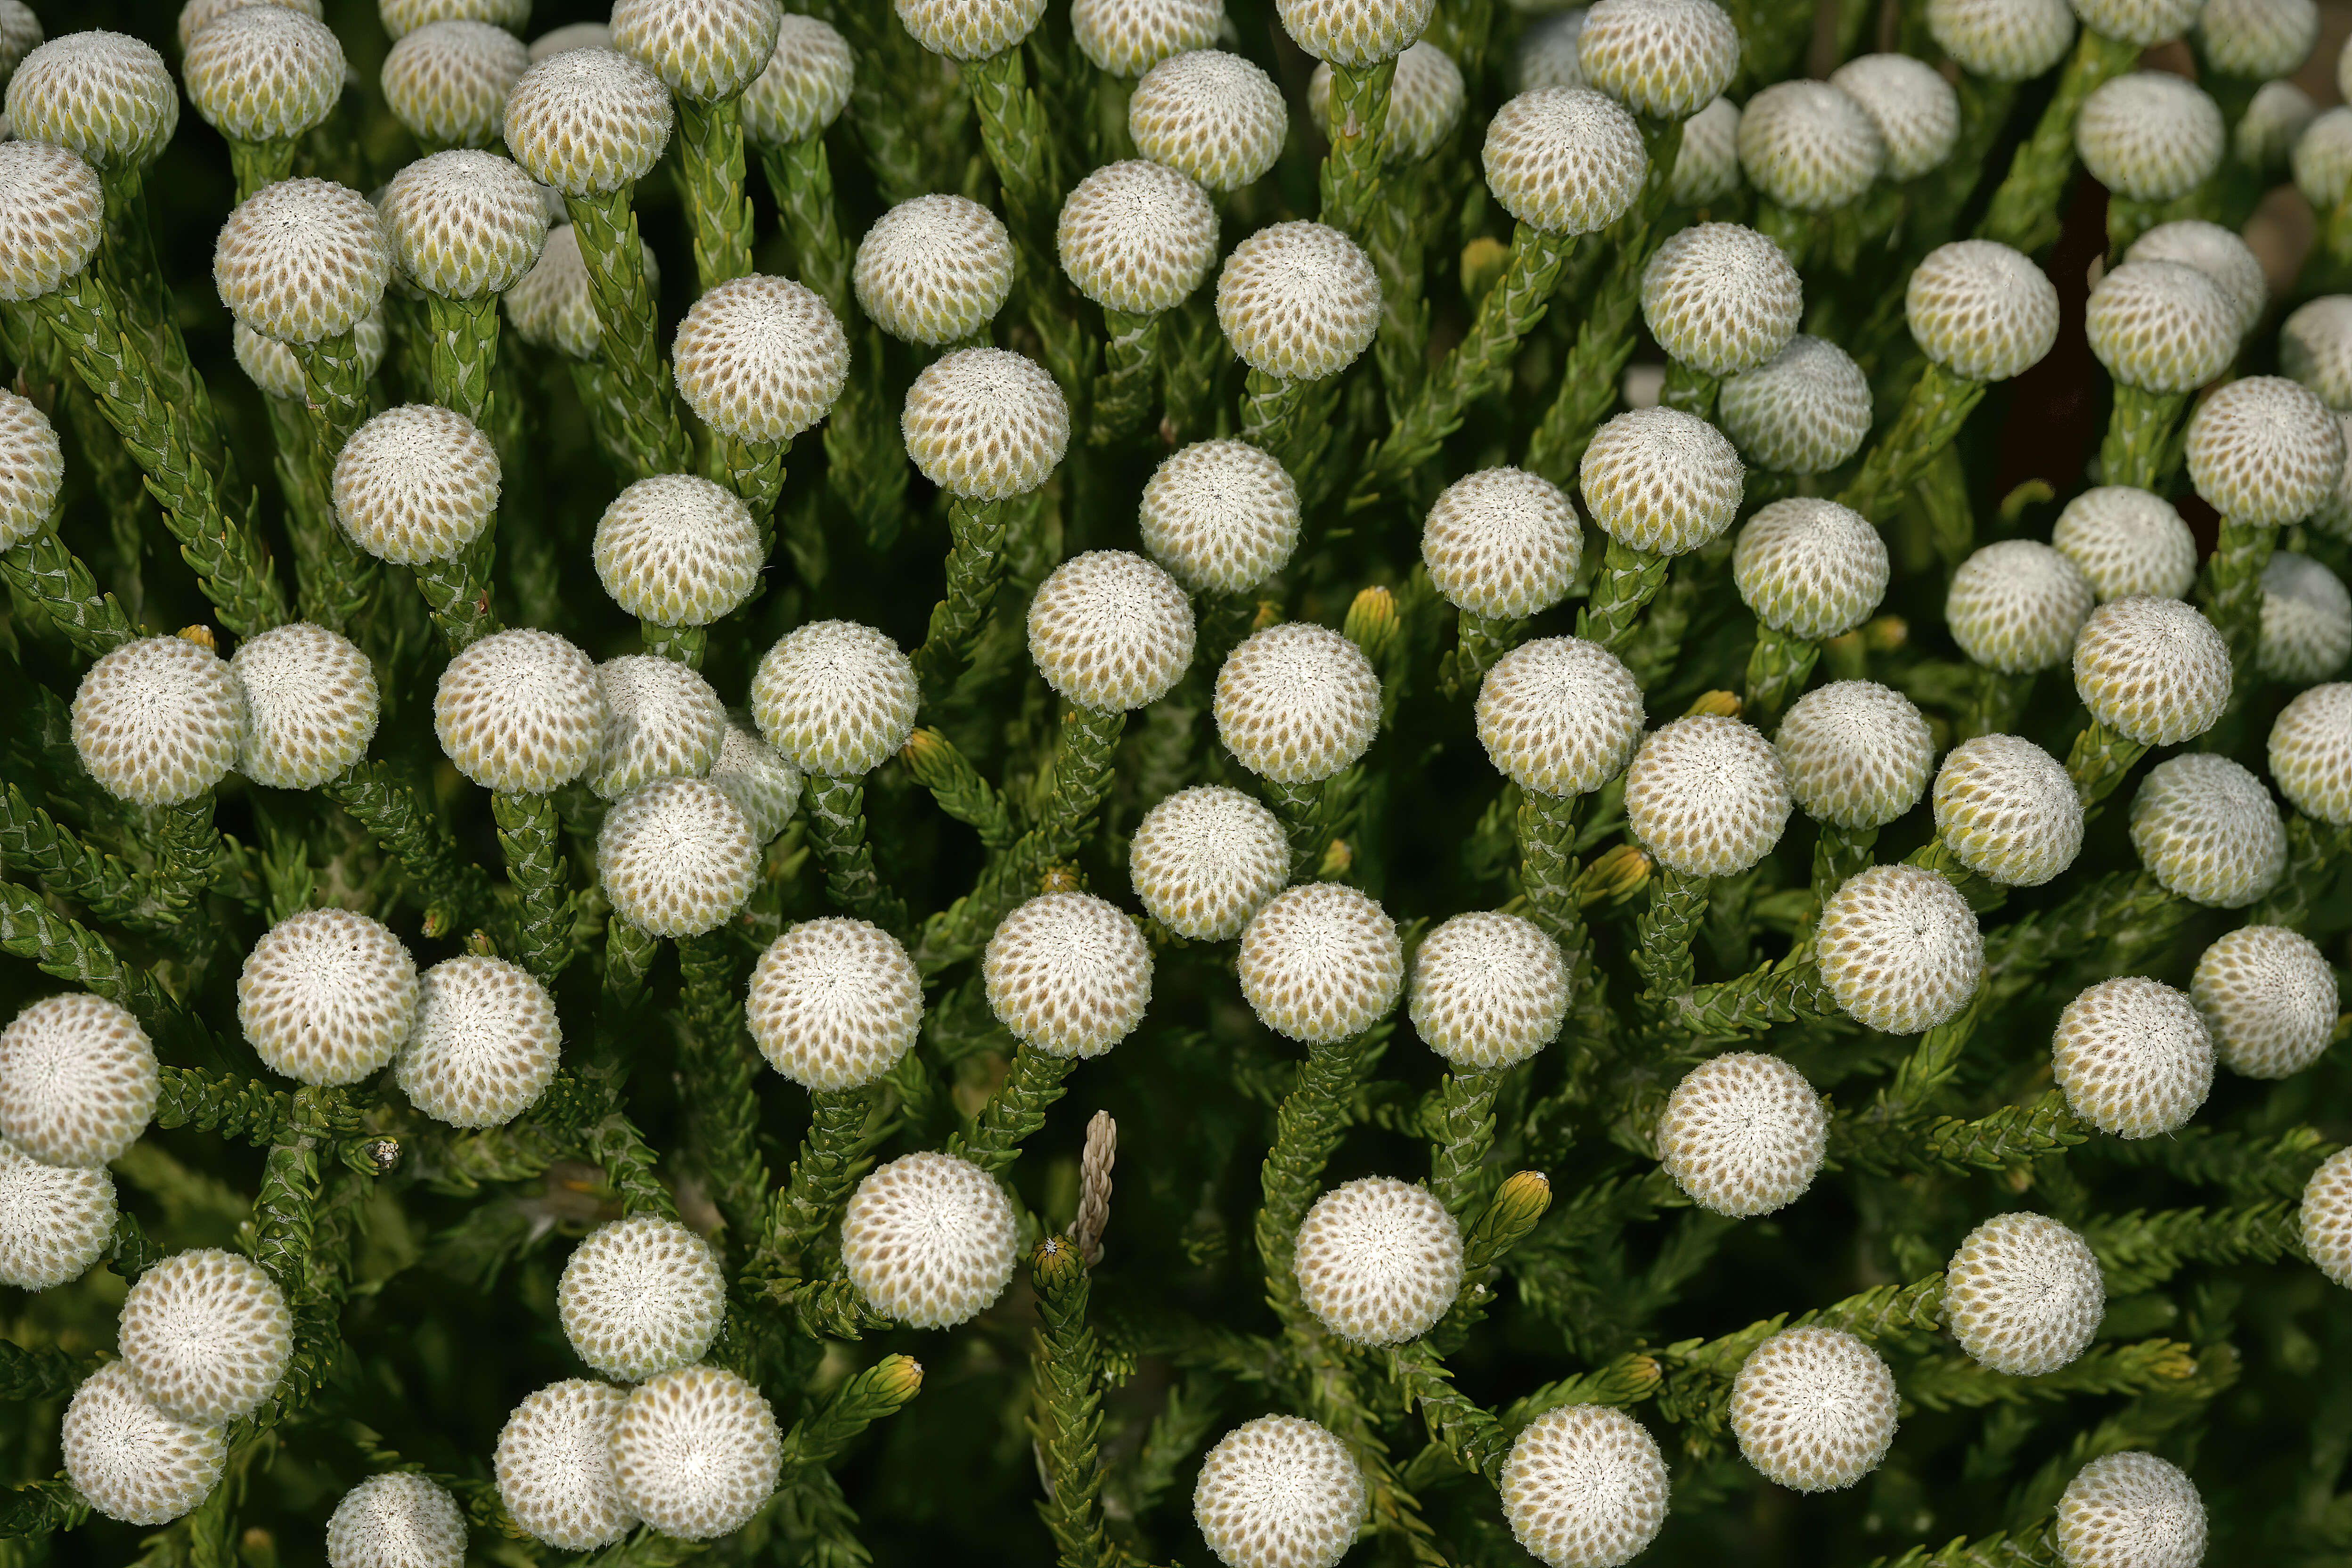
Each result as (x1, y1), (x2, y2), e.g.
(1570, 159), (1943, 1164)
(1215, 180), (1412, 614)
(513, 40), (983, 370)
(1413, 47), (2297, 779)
(597, 917), (661, 1053)
(964, 45), (1059, 245)
(760, 136), (851, 315)
(1661, 358), (1722, 420)
(1742, 621), (1821, 728)
(1240, 370), (1336, 490)
(1439, 608), (1526, 699)
(676, 94), (756, 293)
(2098, 381), (2189, 491)
(490, 791), (573, 985)
(229, 137), (298, 201)
(1573, 534), (1672, 652)
(1261, 775), (1331, 879)
(251, 1093), (325, 1298)
(2249, 814), (2352, 928)
(2063, 717), (2151, 815)
(678, 932), (770, 1252)
(749, 1085), (881, 1285)
(289, 327), (373, 460)
(0, 784), (155, 930)
(424, 290), (500, 431)
(1029, 1241), (1111, 1568)
(1429, 1068), (1503, 1220)
(2199, 513), (2274, 688)
(1810, 821), (1877, 911)
(1255, 1030), (1373, 1335)
(914, 493), (1011, 690)
(321, 762), (494, 938)
(564, 183), (692, 477)
(149, 795), (222, 919)
(1837, 358), (1988, 524)
(95, 166), (235, 493)
(0, 525), (137, 658)
(1317, 56), (1395, 237)
(0, 874), (189, 1029)
(806, 773), (908, 932)
(1368, 162), (1433, 417)
(260, 390), (343, 628)
(948, 1041), (1076, 1175)
(1633, 865), (1710, 1000)
(1088, 306), (1160, 445)
(1976, 29), (2143, 253)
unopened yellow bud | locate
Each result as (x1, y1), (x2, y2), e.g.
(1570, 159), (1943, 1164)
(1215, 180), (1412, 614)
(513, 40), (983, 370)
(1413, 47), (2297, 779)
(1461, 235), (1510, 306)
(1684, 689), (1741, 719)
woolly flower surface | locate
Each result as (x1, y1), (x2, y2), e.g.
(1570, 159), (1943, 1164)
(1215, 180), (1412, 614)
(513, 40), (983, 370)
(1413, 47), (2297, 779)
(2296, 105), (2352, 209)
(1944, 1211), (2105, 1375)
(1237, 883), (1405, 1044)
(1830, 52), (1959, 179)
(1475, 637), (1647, 798)
(1277, 0), (1433, 65)
(751, 620), (920, 777)
(1640, 221), (1802, 379)
(495, 1380), (637, 1551)
(2075, 73), (2222, 202)
(1815, 865), (1982, 1034)
(984, 893), (1153, 1058)
(709, 723), (801, 843)
(332, 403), (500, 565)
(1905, 239), (2059, 382)
(855, 194), (1015, 346)
(1128, 49), (1289, 192)
(61, 1362), (225, 1527)
(588, 655), (726, 800)
(1732, 497), (1887, 639)
(2185, 374), (2344, 525)
(2283, 294), (2352, 412)
(557, 1215), (725, 1382)
(596, 778), (759, 939)
(1421, 466), (1582, 619)
(1947, 539), (2094, 674)
(1933, 734), (2083, 888)
(2050, 977), (2215, 1138)
(1579, 407), (1744, 555)
(397, 956), (561, 1129)
(749, 918), (924, 1090)
(2260, 551), (2352, 683)
(377, 147), (548, 298)
(1028, 550), (1196, 711)
(435, 628), (607, 793)
(610, 1365), (781, 1541)
(1735, 79), (1885, 213)
(1718, 333), (1872, 474)
(1774, 680), (1935, 831)
(382, 0), (532, 37)
(2270, 681), (2352, 823)
(500, 49), (674, 197)
(0, 388), (60, 551)
(1214, 622), (1381, 784)
(671, 274), (849, 445)
(0, 993), (157, 1168)
(1139, 439), (1301, 594)
(2192, 924), (2338, 1079)
(1408, 911), (1569, 1069)
(2194, 0), (2319, 79)
(181, 5), (345, 146)
(1657, 1052), (1826, 1217)
(1129, 786), (1291, 940)
(4, 32), (178, 172)
(741, 16), (854, 145)
(2084, 260), (2240, 394)
(1516, 11), (1588, 90)
(2072, 596), (2231, 746)
(593, 474), (762, 628)
(2051, 487), (2198, 602)
(2056, 1453), (2208, 1568)
(2129, 753), (2286, 909)
(1501, 1404), (1669, 1568)
(894, 0), (1049, 60)
(0, 140), (104, 303)
(238, 908), (420, 1086)
(841, 1151), (1019, 1327)
(214, 178), (393, 345)
(609, 0), (781, 100)
(2303, 1146), (2352, 1288)
(2127, 219), (2267, 334)
(1294, 1176), (1462, 1346)
(1576, 0), (1740, 119)
(1671, 94), (1744, 205)
(325, 1473), (467, 1568)
(1216, 221), (1381, 381)
(1192, 1415), (1366, 1568)
(380, 19), (531, 149)
(230, 622), (380, 791)
(505, 224), (659, 359)
(0, 1137), (114, 1290)
(1730, 1326), (1898, 1491)
(72, 634), (246, 807)
(1480, 87), (1648, 237)
(1072, 0), (1223, 75)
(1057, 160), (1218, 316)
(902, 347), (1069, 498)
(1625, 715), (1791, 877)
(119, 1248), (293, 1424)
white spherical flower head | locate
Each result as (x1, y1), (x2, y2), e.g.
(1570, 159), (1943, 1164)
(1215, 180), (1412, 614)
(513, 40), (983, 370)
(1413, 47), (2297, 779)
(1830, 53), (1959, 179)
(1816, 864), (1983, 1034)
(896, 0), (1049, 59)
(496, 1380), (638, 1552)
(1130, 785), (1291, 940)
(2187, 374), (2344, 525)
(0, 388), (61, 552)
(1074, 0), (1223, 74)
(1736, 80), (1885, 213)
(1237, 883), (1405, 1044)
(0, 1138), (115, 1290)
(2240, 82), (2317, 173)
(1718, 333), (1872, 474)
(2261, 551), (2352, 683)
(855, 194), (1015, 347)
(326, 1473), (467, 1568)
(2051, 976), (2215, 1138)
(742, 16), (854, 146)
(672, 274), (850, 445)
(188, 0), (326, 55)
(2126, 219), (2266, 334)
(1657, 1051), (1827, 1216)
(0, 994), (157, 1168)
(1671, 93), (1743, 206)
(1139, 439), (1301, 594)
(1640, 222), (1802, 379)
(841, 1150), (1019, 1327)
(72, 634), (246, 807)
(610, 1366), (782, 1542)
(593, 474), (762, 628)
(1775, 680), (1934, 831)
(1731, 1326), (1898, 1491)
(588, 655), (726, 800)
(1217, 221), (1381, 381)
(1421, 466), (1582, 619)
(1579, 407), (1744, 555)
(1625, 715), (1791, 877)
(182, 6), (344, 146)
(2303, 1147), (2352, 1288)
(1059, 160), (1219, 317)
(2191, 924), (2336, 1079)
(61, 1363), (226, 1527)
(2129, 752), (2286, 909)
(1517, 11), (1589, 90)
(382, 0), (532, 38)
(1933, 733), (2084, 887)
(2203, 0), (2321, 90)
(984, 893), (1153, 1058)
(215, 178), (393, 345)
(1293, 1176), (1462, 1346)
(1905, 239), (2059, 382)
(436, 628), (607, 793)
(231, 622), (381, 791)
(1214, 623), (1381, 784)
(0, 141), (104, 304)
(332, 404), (500, 565)
(2272, 682), (2352, 823)
(2295, 106), (2352, 210)
(1028, 550), (1197, 712)
(1576, 0), (1740, 119)
(1500, 1404), (1669, 1568)
(751, 620), (920, 777)
(2084, 261), (2239, 395)
(1481, 87), (1648, 237)
(2074, 0), (2203, 42)
(119, 1248), (293, 1424)
(397, 955), (562, 1128)
(502, 49), (674, 197)
(2051, 487), (2197, 602)
(2072, 596), (2232, 745)
(1409, 911), (1569, 1069)
(1944, 1211), (2105, 1375)
(1929, 0), (2075, 79)
(1732, 497), (1888, 640)
(709, 722), (801, 843)
(902, 347), (1069, 498)
(2076, 73), (2222, 202)
(1193, 1415), (1366, 1568)
(597, 778), (759, 939)
(381, 20), (532, 149)
(1277, 0), (1433, 65)
(1312, 41), (1463, 163)
(611, 0), (780, 100)
(238, 907), (421, 1085)
(557, 1215), (726, 1382)
(2057, 1453), (2208, 1568)
(1946, 539), (2094, 674)
(2286, 298), (2352, 418)
(506, 223), (660, 359)
(379, 148), (548, 298)
(1475, 637), (1646, 798)
(749, 918), (923, 1090)
(1129, 50), (1289, 192)
(5, 32), (177, 172)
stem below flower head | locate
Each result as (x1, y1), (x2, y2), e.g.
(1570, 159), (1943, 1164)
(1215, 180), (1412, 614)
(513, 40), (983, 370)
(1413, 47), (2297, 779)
(1808, 821), (1877, 913)
(2098, 381), (2191, 491)
(914, 493), (1010, 692)
(1574, 534), (1672, 653)
(1088, 306), (1160, 445)
(1838, 357), (1989, 524)
(1317, 56), (1396, 239)
(2249, 814), (2352, 928)
(806, 773), (908, 934)
(322, 762), (493, 939)
(1254, 1028), (1375, 1333)
(1976, 28), (2142, 254)
(1029, 1238), (1112, 1568)
(964, 44), (1060, 248)
(564, 183), (693, 478)
(149, 795), (222, 920)
(675, 93), (757, 294)
(1633, 864), (1709, 1002)
(2064, 716), (2151, 815)
(678, 932), (770, 1253)
(748, 1084), (882, 1286)
(948, 1041), (1076, 1175)
(1261, 775), (1331, 879)
(0, 520), (136, 659)
(1742, 622), (1821, 729)
(2198, 513), (2275, 690)
(1429, 1067), (1504, 1219)
(825, 325), (911, 553)
(1660, 358), (1722, 421)
(424, 291), (500, 431)
(1241, 369), (1339, 496)
(95, 165), (237, 496)
(490, 790), (574, 985)
(408, 550), (502, 652)
(760, 136), (851, 315)
(1440, 608), (1527, 699)
(228, 138), (298, 202)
